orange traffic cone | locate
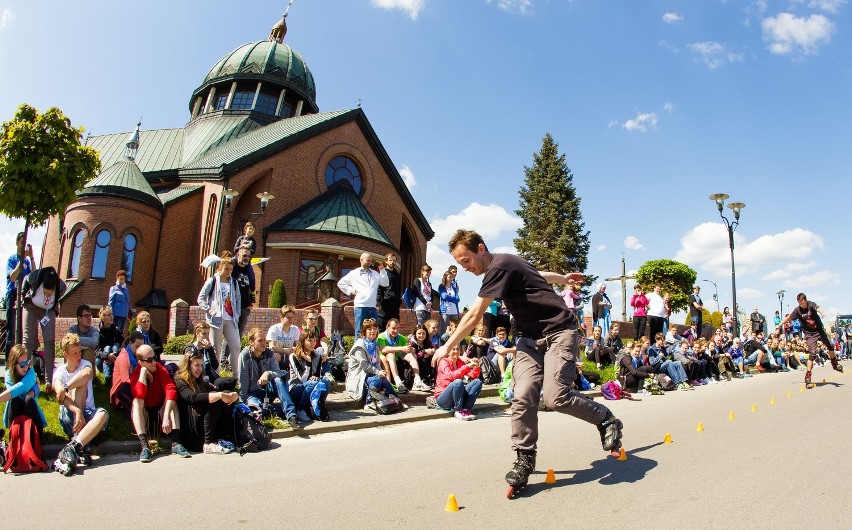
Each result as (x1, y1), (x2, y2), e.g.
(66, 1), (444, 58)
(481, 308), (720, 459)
(545, 468), (556, 484)
(445, 494), (459, 512)
(617, 448), (627, 461)
(663, 433), (673, 444)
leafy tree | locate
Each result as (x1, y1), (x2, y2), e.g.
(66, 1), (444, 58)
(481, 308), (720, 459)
(269, 278), (286, 308)
(514, 133), (595, 291)
(635, 259), (697, 314)
(0, 104), (100, 342)
(710, 311), (723, 330)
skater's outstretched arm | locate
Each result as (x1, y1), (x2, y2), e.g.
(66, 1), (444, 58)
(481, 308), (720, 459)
(539, 271), (585, 286)
(434, 295), (493, 366)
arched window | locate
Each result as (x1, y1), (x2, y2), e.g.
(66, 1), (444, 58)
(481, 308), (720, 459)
(91, 230), (111, 279)
(121, 234), (137, 282)
(69, 229), (85, 278)
(324, 156), (363, 196)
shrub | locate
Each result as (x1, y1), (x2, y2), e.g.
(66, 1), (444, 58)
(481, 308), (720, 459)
(269, 279), (286, 308)
(164, 334), (193, 356)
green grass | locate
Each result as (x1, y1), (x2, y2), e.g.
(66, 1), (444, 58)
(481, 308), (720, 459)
(581, 359), (618, 384)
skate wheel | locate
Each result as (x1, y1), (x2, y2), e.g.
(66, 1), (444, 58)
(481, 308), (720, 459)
(507, 486), (515, 499)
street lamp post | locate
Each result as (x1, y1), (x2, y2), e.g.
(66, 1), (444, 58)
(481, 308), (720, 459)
(709, 193), (746, 336)
(777, 290), (785, 327)
(703, 279), (720, 313)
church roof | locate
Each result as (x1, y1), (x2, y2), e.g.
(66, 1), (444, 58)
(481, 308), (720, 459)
(268, 181), (394, 247)
(78, 159), (164, 212)
(157, 184), (204, 205)
(86, 128), (183, 176)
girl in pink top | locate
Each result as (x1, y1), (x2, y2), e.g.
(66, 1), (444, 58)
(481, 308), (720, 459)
(630, 285), (649, 341)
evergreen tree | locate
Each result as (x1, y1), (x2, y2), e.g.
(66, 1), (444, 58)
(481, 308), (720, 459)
(514, 133), (594, 288)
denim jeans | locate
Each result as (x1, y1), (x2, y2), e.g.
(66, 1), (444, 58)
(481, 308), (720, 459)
(95, 344), (121, 379)
(660, 360), (688, 383)
(246, 377), (296, 419)
(300, 378), (330, 416)
(364, 374), (396, 404)
(436, 378), (482, 411)
(113, 316), (127, 336)
(415, 310), (430, 326)
(353, 307), (379, 339)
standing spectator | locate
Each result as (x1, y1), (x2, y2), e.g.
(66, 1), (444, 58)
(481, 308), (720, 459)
(130, 344), (191, 462)
(773, 311), (782, 329)
(51, 333), (110, 475)
(689, 286), (704, 338)
(722, 307), (733, 334)
(21, 266), (66, 388)
(750, 308), (766, 335)
(266, 305), (301, 366)
(433, 344), (482, 420)
(1, 344), (47, 440)
(230, 245), (256, 354)
(483, 299), (501, 337)
(197, 252), (242, 375)
(377, 252), (402, 330)
(68, 304), (99, 367)
(438, 270), (460, 336)
(233, 221), (257, 257)
(5, 232), (35, 354)
(95, 306), (123, 389)
(645, 284), (666, 341)
(411, 264), (434, 326)
(238, 327), (299, 429)
(134, 311), (164, 362)
(630, 285), (648, 340)
(107, 269), (132, 335)
(337, 252), (388, 338)
(590, 283), (613, 339)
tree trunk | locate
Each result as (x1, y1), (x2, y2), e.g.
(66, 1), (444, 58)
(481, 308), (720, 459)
(14, 215), (30, 346)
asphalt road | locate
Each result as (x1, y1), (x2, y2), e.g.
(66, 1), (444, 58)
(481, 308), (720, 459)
(3, 362), (849, 529)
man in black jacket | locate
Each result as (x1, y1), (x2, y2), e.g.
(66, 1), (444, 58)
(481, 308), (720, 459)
(377, 253), (402, 330)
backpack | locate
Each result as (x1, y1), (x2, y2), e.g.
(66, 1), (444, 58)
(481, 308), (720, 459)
(601, 380), (624, 400)
(369, 389), (405, 414)
(478, 357), (501, 385)
(3, 416), (48, 474)
(232, 403), (270, 455)
(402, 287), (416, 309)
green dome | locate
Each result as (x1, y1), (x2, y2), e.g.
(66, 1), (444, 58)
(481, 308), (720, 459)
(78, 159), (163, 212)
(198, 41), (316, 109)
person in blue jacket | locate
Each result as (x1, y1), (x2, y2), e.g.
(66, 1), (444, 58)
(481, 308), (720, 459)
(1, 344), (47, 439)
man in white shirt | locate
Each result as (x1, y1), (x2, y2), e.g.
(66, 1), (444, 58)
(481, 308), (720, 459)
(337, 252), (388, 338)
(267, 305), (301, 367)
(645, 283), (666, 341)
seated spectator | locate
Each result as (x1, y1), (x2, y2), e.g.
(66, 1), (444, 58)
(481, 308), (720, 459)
(586, 325), (616, 369)
(618, 341), (655, 392)
(130, 344), (191, 462)
(433, 344), (482, 420)
(95, 306), (124, 389)
(742, 331), (769, 372)
(440, 318), (464, 350)
(68, 304), (99, 367)
(135, 311), (164, 362)
(302, 309), (333, 379)
(267, 305), (300, 368)
(51, 333), (110, 474)
(184, 322), (236, 391)
(695, 339), (720, 382)
(676, 339), (708, 385)
(377, 318), (430, 393)
(606, 324), (624, 357)
(465, 323), (490, 359)
(345, 319), (399, 411)
(288, 331), (331, 422)
(174, 350), (239, 454)
(766, 337), (792, 372)
(488, 326), (516, 377)
(238, 327), (299, 429)
(1, 344), (47, 440)
(110, 331), (145, 411)
(728, 338), (752, 378)
(408, 324), (436, 387)
(646, 332), (691, 390)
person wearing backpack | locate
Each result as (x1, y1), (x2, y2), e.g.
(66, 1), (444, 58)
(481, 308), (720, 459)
(1, 344), (47, 441)
(433, 344), (482, 420)
(345, 319), (399, 411)
(410, 264), (434, 326)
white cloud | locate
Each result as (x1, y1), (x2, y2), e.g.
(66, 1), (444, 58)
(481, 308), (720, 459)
(0, 217), (48, 269)
(809, 0), (846, 14)
(762, 13), (833, 55)
(663, 102), (675, 114)
(371, 0), (425, 20)
(737, 288), (763, 299)
(622, 112), (658, 132)
(624, 236), (644, 250)
(398, 165), (417, 189)
(761, 261), (815, 280)
(662, 12), (683, 23)
(0, 8), (13, 31)
(782, 270), (840, 288)
(688, 41), (745, 69)
(596, 244), (606, 251)
(493, 245), (518, 254)
(658, 40), (680, 53)
(675, 223), (825, 277)
(491, 0), (532, 14)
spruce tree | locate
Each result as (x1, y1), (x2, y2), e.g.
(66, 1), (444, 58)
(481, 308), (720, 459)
(514, 133), (594, 287)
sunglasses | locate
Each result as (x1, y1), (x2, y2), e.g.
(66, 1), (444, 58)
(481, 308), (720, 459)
(140, 356), (155, 363)
(18, 359), (31, 368)
(363, 318), (376, 324)
(307, 317), (317, 320)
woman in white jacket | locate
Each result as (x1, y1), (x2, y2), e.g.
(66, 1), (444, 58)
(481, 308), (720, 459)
(197, 252), (242, 378)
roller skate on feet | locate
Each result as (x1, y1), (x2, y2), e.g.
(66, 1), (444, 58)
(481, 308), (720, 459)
(77, 444), (94, 466)
(505, 450), (536, 499)
(831, 357), (844, 373)
(53, 442), (79, 476)
(805, 370), (814, 389)
(598, 411), (624, 456)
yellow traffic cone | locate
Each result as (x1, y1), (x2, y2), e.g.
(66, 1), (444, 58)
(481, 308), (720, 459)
(545, 468), (556, 484)
(663, 433), (673, 444)
(800, 385), (805, 393)
(787, 391), (792, 398)
(751, 403), (757, 412)
(617, 448), (627, 461)
(696, 422), (704, 432)
(444, 494), (459, 512)
(728, 411), (736, 421)
(770, 396), (776, 405)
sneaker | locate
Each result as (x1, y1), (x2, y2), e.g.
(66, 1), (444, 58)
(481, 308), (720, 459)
(323, 372), (336, 384)
(757, 365), (766, 373)
(395, 382), (409, 394)
(296, 410), (311, 422)
(363, 404), (374, 413)
(288, 415), (301, 429)
(172, 443), (192, 458)
(589, 382), (596, 389)
(725, 372), (732, 381)
(426, 396), (438, 409)
(636, 389), (650, 396)
(462, 409), (476, 420)
(139, 447), (152, 463)
(217, 440), (236, 453)
(412, 381), (431, 392)
(454, 410), (473, 421)
(203, 442), (228, 455)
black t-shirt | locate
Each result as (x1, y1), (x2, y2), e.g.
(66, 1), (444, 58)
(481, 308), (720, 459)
(788, 302), (822, 333)
(477, 253), (576, 337)
(232, 263), (254, 310)
(689, 294), (703, 317)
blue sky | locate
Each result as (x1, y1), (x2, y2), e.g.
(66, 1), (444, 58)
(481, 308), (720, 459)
(1, 0), (850, 324)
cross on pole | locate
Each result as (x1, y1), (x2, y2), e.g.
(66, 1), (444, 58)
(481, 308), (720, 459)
(605, 254), (636, 321)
